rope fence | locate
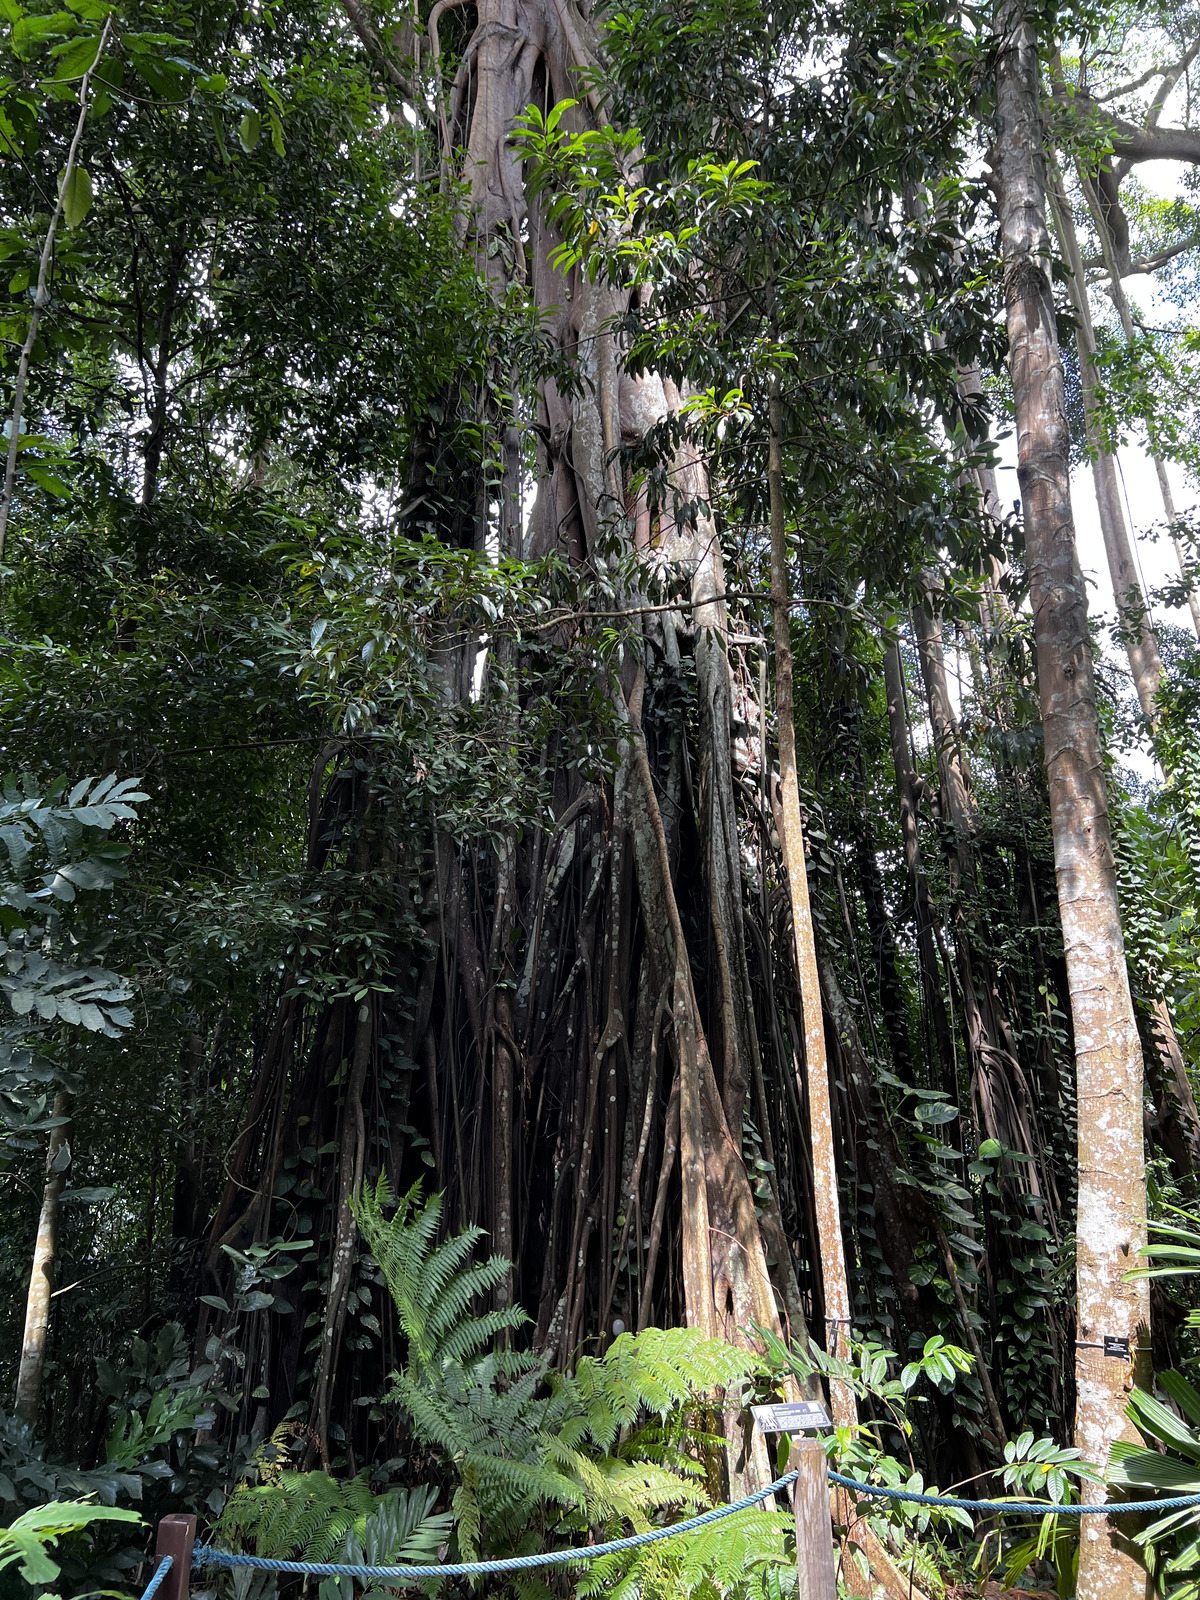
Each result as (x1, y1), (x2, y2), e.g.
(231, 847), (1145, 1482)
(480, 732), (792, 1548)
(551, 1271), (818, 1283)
(190, 1470), (801, 1580)
(140, 1556), (175, 1600)
(828, 1470), (1200, 1517)
(140, 1465), (1200, 1599)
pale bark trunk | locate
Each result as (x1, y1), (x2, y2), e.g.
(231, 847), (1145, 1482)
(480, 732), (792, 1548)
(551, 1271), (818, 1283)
(1078, 170), (1200, 641)
(1043, 164), (1200, 1182)
(767, 381), (854, 1428)
(15, 1094), (71, 1425)
(994, 9), (1149, 1596)
(1046, 164), (1164, 720)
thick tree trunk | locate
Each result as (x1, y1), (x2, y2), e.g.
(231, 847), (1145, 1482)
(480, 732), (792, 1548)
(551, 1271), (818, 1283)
(15, 1095), (70, 1425)
(994, 9), (1150, 1597)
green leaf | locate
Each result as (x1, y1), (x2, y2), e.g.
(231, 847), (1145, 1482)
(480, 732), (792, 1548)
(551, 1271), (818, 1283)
(0, 1503), (140, 1583)
(51, 29), (99, 76)
(26, 464), (70, 497)
(58, 164), (92, 228)
(129, 48), (188, 101)
(11, 11), (75, 58)
(238, 110), (261, 152)
(916, 1102), (959, 1126)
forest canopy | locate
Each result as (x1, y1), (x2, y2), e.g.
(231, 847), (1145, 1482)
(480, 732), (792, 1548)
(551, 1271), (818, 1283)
(2, 0), (1200, 1593)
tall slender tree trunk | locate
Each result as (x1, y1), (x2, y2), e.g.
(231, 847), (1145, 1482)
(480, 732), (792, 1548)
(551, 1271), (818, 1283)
(15, 1095), (71, 1425)
(767, 380), (854, 1425)
(994, 9), (1150, 1598)
(882, 643), (956, 1094)
(1048, 165), (1200, 1175)
(312, 1000), (372, 1452)
(1046, 163), (1164, 720)
(1077, 170), (1200, 642)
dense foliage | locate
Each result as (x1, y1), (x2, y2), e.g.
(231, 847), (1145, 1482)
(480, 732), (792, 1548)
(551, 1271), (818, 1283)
(1, 0), (1200, 1591)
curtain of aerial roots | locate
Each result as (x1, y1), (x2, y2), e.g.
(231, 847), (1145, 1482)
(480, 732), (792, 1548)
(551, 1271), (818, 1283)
(194, 0), (848, 1490)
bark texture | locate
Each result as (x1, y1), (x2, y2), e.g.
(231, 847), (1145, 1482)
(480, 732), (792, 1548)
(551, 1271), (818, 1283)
(768, 383), (854, 1428)
(1046, 163), (1164, 721)
(15, 1095), (70, 1425)
(994, 7), (1149, 1595)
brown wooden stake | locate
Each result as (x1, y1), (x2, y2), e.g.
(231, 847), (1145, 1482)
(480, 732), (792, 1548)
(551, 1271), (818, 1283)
(793, 1441), (836, 1600)
(155, 1514), (196, 1600)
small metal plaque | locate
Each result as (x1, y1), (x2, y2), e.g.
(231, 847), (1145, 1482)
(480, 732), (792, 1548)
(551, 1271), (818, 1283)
(1104, 1335), (1131, 1360)
(751, 1400), (830, 1433)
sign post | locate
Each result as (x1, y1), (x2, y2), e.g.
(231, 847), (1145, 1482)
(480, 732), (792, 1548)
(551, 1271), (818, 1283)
(752, 1401), (835, 1600)
(793, 1438), (837, 1600)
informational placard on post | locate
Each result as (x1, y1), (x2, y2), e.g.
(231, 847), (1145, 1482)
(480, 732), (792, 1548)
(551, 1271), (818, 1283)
(750, 1400), (830, 1433)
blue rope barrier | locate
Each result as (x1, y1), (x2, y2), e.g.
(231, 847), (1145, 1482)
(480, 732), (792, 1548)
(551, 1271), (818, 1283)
(140, 1555), (174, 1600)
(187, 1468), (1200, 1587)
(192, 1468), (800, 1581)
(829, 1471), (1200, 1517)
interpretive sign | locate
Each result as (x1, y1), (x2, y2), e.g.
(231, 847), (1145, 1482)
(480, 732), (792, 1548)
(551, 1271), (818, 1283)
(751, 1400), (830, 1433)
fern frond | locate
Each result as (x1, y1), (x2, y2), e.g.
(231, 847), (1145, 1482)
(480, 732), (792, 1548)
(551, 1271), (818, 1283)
(352, 1178), (527, 1383)
(451, 1482), (481, 1563)
(216, 1471), (382, 1562)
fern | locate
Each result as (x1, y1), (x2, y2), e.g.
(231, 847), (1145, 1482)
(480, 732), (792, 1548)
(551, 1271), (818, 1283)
(319, 1485), (456, 1600)
(577, 1508), (796, 1600)
(557, 1328), (756, 1453)
(350, 1176), (528, 1381)
(216, 1471), (380, 1561)
(355, 1181), (774, 1593)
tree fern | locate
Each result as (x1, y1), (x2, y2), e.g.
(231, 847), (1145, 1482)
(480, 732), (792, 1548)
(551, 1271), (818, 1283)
(555, 1328), (756, 1453)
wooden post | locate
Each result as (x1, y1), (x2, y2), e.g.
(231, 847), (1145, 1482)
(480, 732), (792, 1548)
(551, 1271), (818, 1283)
(155, 1514), (196, 1600)
(793, 1439), (836, 1600)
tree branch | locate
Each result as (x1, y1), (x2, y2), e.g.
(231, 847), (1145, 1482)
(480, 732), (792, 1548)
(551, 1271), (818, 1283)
(337, 0), (409, 93)
(1146, 36), (1200, 129)
(1091, 62), (1179, 103)
(0, 16), (111, 564)
(1096, 103), (1200, 165)
(1083, 232), (1200, 276)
